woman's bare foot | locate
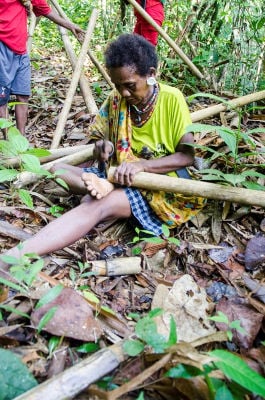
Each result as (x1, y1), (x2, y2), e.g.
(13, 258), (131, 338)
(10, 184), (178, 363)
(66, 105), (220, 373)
(81, 172), (114, 199)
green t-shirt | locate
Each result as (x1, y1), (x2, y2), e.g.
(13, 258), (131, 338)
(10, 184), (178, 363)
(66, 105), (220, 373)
(131, 83), (191, 160)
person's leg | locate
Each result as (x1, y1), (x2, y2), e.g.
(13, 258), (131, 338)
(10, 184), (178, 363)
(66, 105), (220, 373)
(51, 163), (115, 198)
(11, 53), (31, 135)
(0, 188), (131, 271)
(15, 94), (29, 135)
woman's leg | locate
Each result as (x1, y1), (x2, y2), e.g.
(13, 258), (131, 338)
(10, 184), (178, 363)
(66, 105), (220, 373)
(50, 163), (87, 194)
(51, 163), (115, 199)
(0, 189), (131, 271)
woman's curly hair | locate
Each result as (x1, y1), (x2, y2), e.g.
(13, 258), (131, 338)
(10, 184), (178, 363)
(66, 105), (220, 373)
(105, 33), (158, 76)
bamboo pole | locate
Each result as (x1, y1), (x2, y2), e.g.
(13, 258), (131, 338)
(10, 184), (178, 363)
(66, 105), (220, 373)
(14, 342), (127, 400)
(127, 0), (204, 80)
(190, 90), (265, 122)
(2, 145), (89, 168)
(58, 25), (98, 114)
(50, 0), (114, 88)
(108, 167), (265, 207)
(13, 145), (94, 189)
(27, 14), (39, 53)
(50, 10), (98, 149)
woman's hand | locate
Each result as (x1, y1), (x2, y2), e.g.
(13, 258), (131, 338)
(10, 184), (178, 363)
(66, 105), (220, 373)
(114, 161), (145, 186)
(93, 140), (114, 163)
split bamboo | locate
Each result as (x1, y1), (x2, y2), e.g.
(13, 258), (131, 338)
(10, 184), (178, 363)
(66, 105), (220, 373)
(50, 0), (114, 88)
(50, 10), (98, 149)
(58, 25), (98, 114)
(14, 342), (127, 400)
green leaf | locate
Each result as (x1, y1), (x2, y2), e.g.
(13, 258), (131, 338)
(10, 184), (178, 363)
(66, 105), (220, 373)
(0, 276), (26, 294)
(0, 348), (37, 399)
(148, 308), (163, 318)
(136, 391), (145, 400)
(76, 342), (100, 353)
(18, 189), (34, 209)
(123, 339), (145, 356)
(0, 254), (21, 265)
(37, 306), (58, 333)
(143, 237), (164, 244)
(209, 311), (229, 325)
(165, 364), (203, 378)
(162, 224), (170, 238)
(0, 118), (14, 129)
(21, 154), (42, 173)
(8, 127), (29, 153)
(26, 148), (51, 157)
(35, 284), (64, 309)
(209, 349), (265, 397)
(23, 258), (44, 286)
(0, 304), (30, 319)
(0, 169), (18, 183)
(167, 315), (177, 346)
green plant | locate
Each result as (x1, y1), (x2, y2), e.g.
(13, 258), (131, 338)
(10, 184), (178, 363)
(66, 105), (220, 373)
(0, 118), (68, 208)
(209, 311), (246, 341)
(124, 308), (177, 356)
(186, 93), (265, 189)
(48, 205), (65, 217)
(123, 308), (265, 399)
(130, 224), (180, 256)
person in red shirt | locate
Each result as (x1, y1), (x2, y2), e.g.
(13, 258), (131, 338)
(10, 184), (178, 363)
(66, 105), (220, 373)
(0, 0), (83, 136)
(133, 0), (165, 46)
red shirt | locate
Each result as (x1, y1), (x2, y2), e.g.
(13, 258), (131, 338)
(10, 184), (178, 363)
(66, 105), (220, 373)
(0, 0), (51, 54)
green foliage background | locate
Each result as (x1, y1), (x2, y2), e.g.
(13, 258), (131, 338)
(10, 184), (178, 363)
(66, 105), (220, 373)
(32, 0), (265, 95)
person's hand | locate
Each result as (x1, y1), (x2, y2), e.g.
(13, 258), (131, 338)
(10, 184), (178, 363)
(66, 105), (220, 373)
(114, 161), (145, 186)
(67, 23), (85, 37)
(93, 140), (114, 163)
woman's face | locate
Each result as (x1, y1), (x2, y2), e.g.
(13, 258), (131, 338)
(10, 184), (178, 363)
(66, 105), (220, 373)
(108, 65), (155, 106)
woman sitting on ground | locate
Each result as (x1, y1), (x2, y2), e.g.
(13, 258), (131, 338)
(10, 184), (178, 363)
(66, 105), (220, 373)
(0, 33), (205, 273)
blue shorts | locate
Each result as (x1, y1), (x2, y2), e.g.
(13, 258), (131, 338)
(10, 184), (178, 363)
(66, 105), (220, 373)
(0, 41), (31, 106)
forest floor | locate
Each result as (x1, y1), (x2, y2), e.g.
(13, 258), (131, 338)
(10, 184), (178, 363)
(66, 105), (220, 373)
(0, 51), (265, 400)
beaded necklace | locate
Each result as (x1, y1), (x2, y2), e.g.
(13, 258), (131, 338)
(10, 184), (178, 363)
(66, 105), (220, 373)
(129, 84), (159, 127)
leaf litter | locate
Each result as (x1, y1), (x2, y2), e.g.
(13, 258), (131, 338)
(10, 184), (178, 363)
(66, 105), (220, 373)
(0, 51), (264, 400)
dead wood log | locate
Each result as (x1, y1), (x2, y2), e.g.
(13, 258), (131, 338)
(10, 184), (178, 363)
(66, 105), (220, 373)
(190, 90), (265, 122)
(13, 145), (94, 188)
(108, 167), (265, 208)
(50, 10), (98, 149)
(14, 341), (127, 400)
(58, 25), (98, 114)
(50, 0), (114, 88)
(127, 0), (204, 80)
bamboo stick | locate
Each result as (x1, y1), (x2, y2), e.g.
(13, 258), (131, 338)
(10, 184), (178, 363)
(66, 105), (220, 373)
(50, 0), (114, 88)
(13, 145), (94, 188)
(127, 0), (204, 80)
(14, 342), (127, 400)
(108, 167), (265, 207)
(190, 90), (265, 122)
(27, 14), (39, 53)
(2, 145), (89, 168)
(58, 26), (98, 114)
(58, 25), (98, 114)
(50, 10), (98, 149)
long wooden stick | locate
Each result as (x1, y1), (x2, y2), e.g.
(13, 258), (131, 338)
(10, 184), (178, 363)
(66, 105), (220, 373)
(50, 10), (98, 149)
(58, 25), (98, 114)
(191, 90), (265, 122)
(50, 0), (114, 88)
(127, 0), (204, 80)
(14, 342), (127, 400)
(27, 14), (38, 53)
(108, 167), (265, 207)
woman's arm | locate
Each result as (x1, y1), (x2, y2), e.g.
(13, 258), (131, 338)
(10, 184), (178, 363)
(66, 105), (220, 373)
(114, 132), (195, 186)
